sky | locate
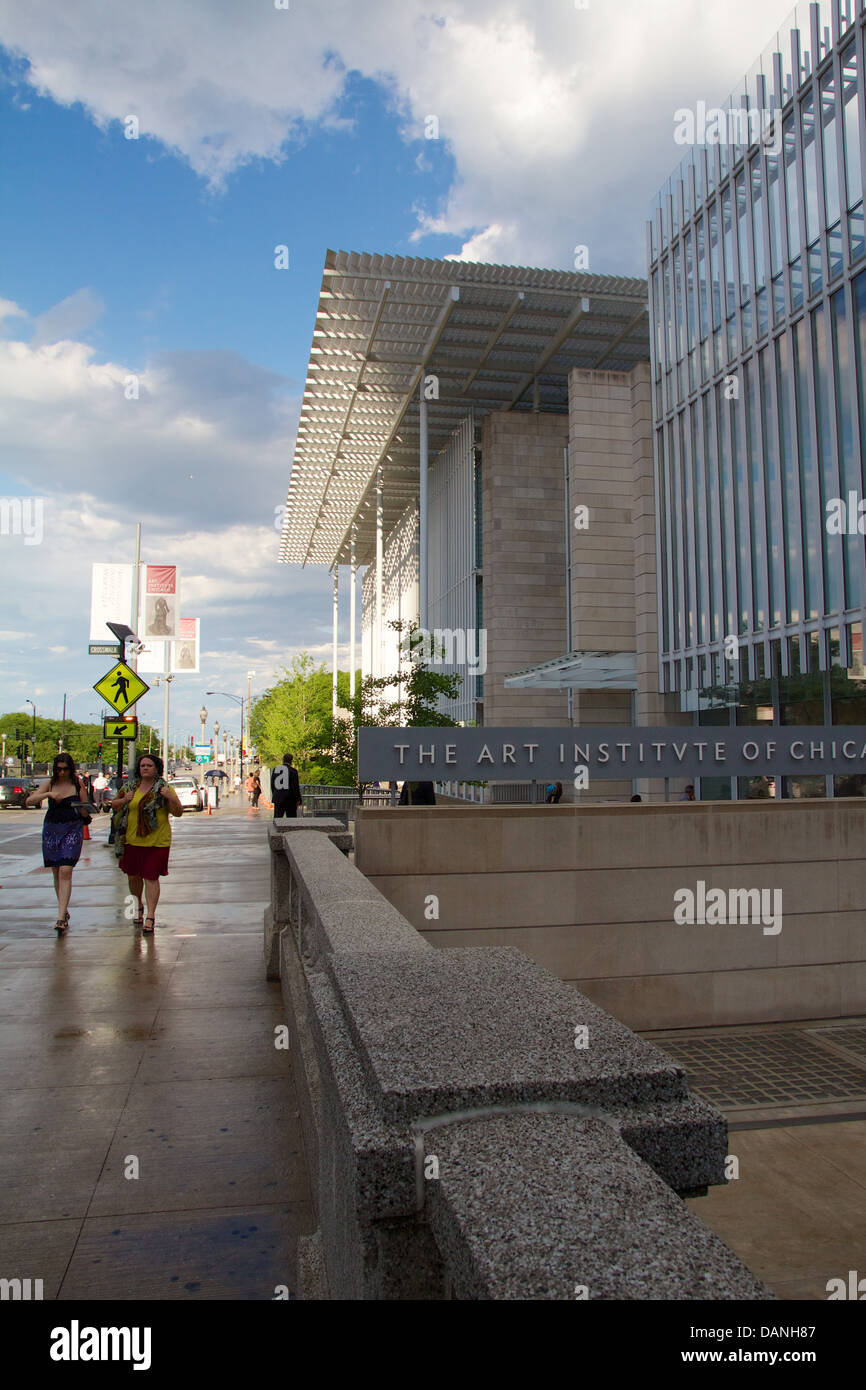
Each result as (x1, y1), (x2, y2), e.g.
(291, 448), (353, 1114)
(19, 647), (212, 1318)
(0, 0), (796, 748)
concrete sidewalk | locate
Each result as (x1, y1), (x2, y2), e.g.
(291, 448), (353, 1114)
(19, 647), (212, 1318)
(0, 801), (313, 1300)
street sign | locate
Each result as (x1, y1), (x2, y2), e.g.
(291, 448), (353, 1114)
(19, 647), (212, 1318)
(89, 643), (122, 657)
(93, 660), (149, 715)
(104, 716), (138, 741)
(194, 742), (210, 765)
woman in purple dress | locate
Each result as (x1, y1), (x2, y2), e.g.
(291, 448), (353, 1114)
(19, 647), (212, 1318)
(25, 754), (90, 933)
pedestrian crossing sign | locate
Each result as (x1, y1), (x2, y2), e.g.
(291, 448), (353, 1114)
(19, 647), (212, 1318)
(103, 716), (138, 740)
(93, 660), (149, 714)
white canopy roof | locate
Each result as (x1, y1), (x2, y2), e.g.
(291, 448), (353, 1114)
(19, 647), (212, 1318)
(505, 650), (638, 690)
(280, 250), (649, 568)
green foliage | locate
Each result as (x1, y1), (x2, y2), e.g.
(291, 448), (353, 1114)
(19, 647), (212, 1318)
(0, 711), (158, 768)
(249, 654), (357, 782)
(247, 625), (461, 787)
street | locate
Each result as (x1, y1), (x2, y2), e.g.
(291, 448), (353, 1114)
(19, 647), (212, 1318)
(0, 798), (314, 1299)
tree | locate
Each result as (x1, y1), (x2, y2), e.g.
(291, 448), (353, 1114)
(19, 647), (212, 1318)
(249, 654), (356, 782)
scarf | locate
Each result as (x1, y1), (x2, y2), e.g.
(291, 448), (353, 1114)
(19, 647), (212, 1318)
(113, 776), (167, 858)
(134, 777), (167, 837)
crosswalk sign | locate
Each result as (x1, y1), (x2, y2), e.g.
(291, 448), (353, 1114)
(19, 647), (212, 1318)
(93, 661), (149, 714)
(103, 716), (138, 740)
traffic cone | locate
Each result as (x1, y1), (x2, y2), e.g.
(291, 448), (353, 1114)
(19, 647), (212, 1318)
(83, 823), (91, 840)
(206, 799), (212, 815)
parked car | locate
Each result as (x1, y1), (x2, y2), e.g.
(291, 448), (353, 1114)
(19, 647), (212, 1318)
(0, 776), (37, 809)
(168, 777), (204, 811)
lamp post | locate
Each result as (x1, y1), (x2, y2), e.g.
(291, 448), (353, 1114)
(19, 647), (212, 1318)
(213, 720), (220, 771)
(206, 691), (244, 785)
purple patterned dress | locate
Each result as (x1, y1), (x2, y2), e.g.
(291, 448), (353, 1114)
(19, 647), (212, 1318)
(42, 794), (84, 867)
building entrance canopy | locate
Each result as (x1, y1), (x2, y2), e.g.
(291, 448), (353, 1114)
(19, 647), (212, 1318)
(505, 650), (637, 690)
(358, 726), (866, 782)
(279, 251), (649, 569)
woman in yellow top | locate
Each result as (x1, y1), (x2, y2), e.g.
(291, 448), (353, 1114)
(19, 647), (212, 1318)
(111, 753), (183, 933)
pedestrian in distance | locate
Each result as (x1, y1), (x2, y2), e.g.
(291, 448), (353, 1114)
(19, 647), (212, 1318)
(245, 772), (255, 805)
(630, 793), (643, 802)
(272, 753), (302, 818)
(680, 784), (696, 802)
(25, 753), (94, 933)
(545, 782), (563, 803)
(251, 771), (262, 808)
(111, 753), (183, 933)
(92, 769), (109, 810)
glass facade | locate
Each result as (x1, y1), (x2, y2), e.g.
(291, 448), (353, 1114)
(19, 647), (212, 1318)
(650, 1), (866, 728)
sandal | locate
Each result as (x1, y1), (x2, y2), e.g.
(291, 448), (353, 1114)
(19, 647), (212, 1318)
(133, 906), (144, 927)
(143, 917), (155, 934)
(54, 919), (67, 934)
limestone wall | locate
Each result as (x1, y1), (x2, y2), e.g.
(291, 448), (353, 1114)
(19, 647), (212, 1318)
(354, 800), (866, 1030)
(265, 822), (771, 1301)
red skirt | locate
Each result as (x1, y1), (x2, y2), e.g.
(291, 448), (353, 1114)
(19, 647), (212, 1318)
(119, 845), (170, 878)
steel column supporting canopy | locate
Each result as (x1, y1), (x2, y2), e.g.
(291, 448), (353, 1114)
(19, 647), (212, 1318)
(280, 250), (649, 569)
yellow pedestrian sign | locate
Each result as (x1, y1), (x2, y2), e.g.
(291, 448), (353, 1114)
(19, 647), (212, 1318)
(93, 660), (149, 714)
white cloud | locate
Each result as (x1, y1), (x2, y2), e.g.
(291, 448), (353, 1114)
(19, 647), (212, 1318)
(0, 324), (299, 529)
(0, 0), (803, 270)
(32, 288), (104, 346)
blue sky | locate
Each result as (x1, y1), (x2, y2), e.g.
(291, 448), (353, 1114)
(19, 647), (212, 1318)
(0, 0), (792, 746)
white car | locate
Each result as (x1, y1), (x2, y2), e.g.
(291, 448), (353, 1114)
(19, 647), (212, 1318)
(169, 778), (204, 811)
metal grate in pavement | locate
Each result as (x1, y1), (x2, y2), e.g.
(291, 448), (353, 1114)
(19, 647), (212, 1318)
(810, 1025), (866, 1064)
(656, 1029), (866, 1109)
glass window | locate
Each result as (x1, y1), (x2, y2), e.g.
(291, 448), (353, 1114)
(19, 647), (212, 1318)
(736, 171), (751, 303)
(849, 205), (865, 265)
(775, 333), (800, 624)
(703, 391), (722, 641)
(821, 68), (841, 231)
(759, 347), (783, 627)
(783, 115), (800, 261)
(691, 404), (706, 645)
(854, 270), (866, 517)
(793, 317), (821, 620)
(767, 145), (783, 278)
(801, 93), (820, 246)
(717, 383), (737, 640)
(673, 242), (684, 362)
(709, 204), (722, 331)
(751, 157), (767, 290)
(744, 357), (767, 630)
(790, 256), (804, 311)
(663, 256), (673, 368)
(722, 185), (736, 319)
(684, 231), (696, 352)
(831, 287), (863, 608)
(652, 268), (663, 369)
(730, 384), (752, 632)
(813, 303), (843, 617)
(696, 216), (708, 341)
(842, 44), (863, 211)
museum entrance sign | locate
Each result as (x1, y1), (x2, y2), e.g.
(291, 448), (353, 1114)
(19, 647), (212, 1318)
(358, 726), (866, 782)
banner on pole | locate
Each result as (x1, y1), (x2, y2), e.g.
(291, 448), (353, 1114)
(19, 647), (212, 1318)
(89, 565), (133, 641)
(141, 565), (180, 639)
(137, 617), (199, 673)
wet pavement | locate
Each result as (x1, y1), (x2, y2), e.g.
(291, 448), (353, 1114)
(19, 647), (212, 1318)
(0, 798), (313, 1300)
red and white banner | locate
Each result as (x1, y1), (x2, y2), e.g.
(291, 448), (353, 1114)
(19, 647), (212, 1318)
(141, 565), (179, 639)
(138, 616), (200, 674)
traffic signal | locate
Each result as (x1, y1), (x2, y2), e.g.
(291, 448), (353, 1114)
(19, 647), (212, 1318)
(97, 741), (102, 756)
